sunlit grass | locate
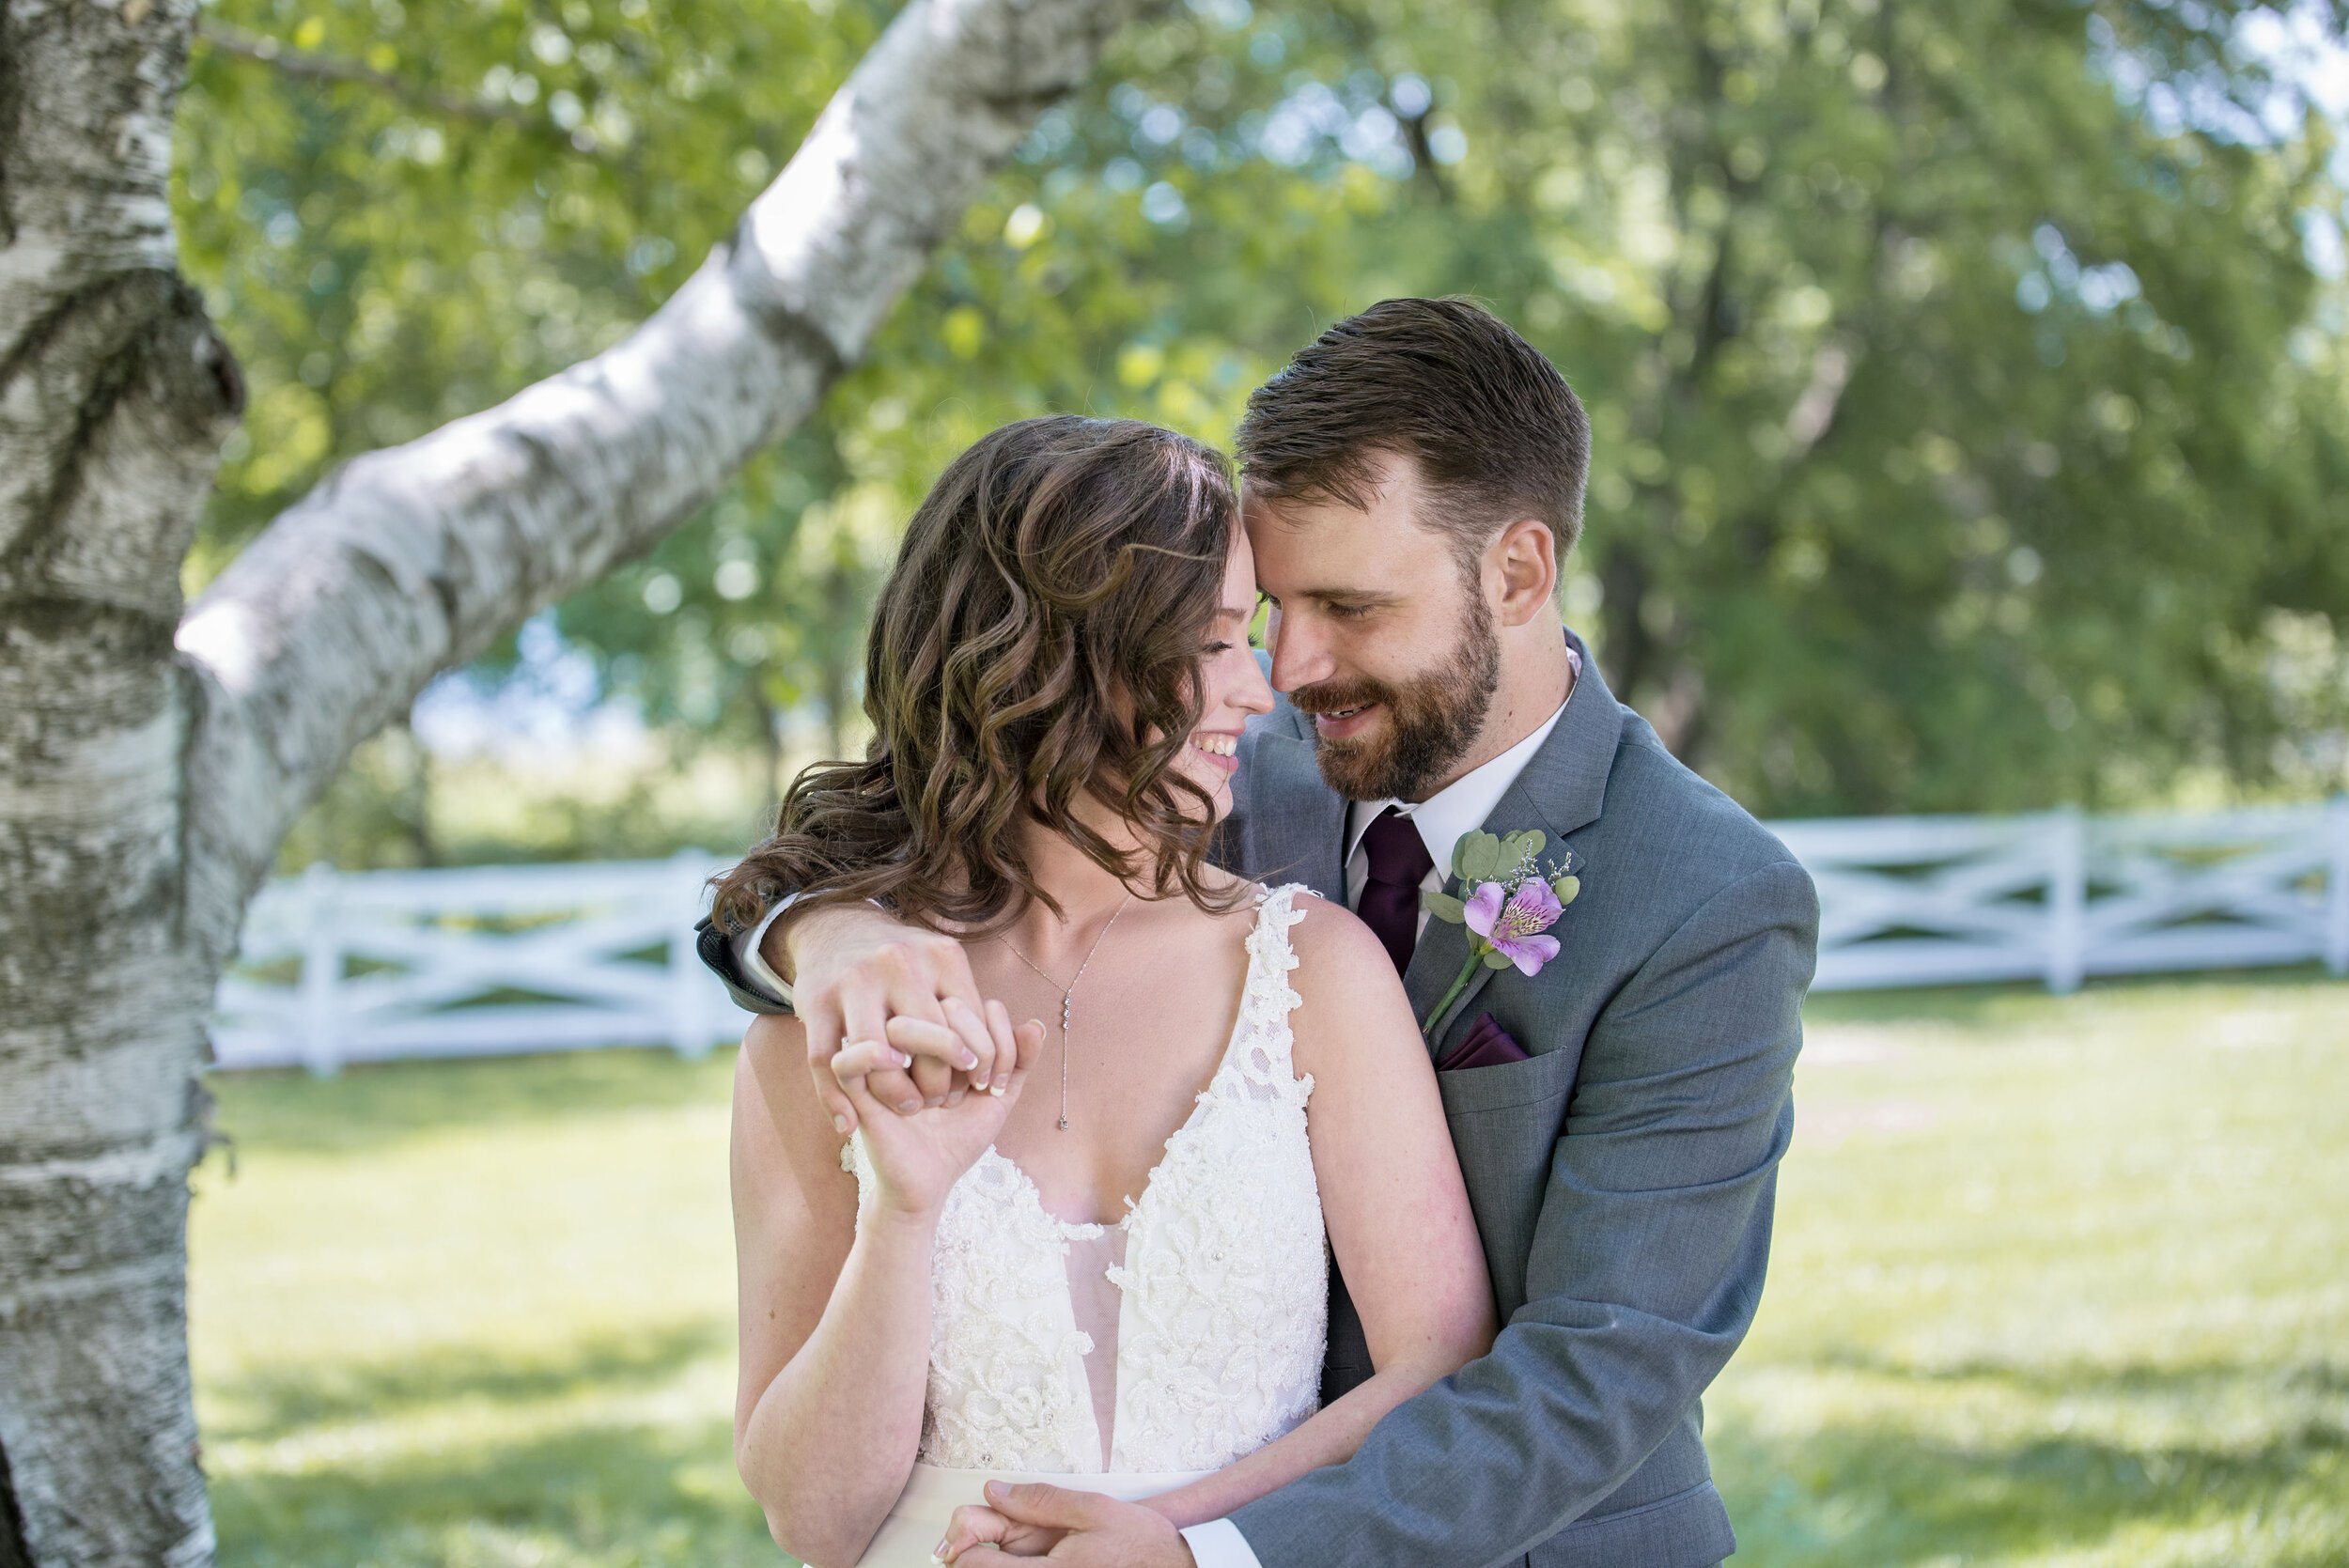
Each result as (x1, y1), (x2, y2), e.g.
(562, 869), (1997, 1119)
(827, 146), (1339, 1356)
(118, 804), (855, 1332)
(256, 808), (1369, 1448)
(190, 973), (2349, 1566)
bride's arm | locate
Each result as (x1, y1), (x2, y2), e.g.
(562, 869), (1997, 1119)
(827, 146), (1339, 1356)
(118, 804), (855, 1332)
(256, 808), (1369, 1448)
(729, 1013), (935, 1568)
(1145, 896), (1499, 1529)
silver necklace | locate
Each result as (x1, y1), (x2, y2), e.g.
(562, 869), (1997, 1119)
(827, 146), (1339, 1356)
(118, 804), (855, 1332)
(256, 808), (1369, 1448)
(997, 892), (1135, 1130)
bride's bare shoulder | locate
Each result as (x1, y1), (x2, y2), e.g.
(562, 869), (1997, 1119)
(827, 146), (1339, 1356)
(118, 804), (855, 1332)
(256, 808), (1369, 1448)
(1273, 888), (1400, 995)
(1268, 891), (1419, 1077)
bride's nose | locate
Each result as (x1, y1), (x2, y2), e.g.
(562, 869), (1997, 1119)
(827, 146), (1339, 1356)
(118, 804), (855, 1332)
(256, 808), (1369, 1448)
(1227, 648), (1276, 716)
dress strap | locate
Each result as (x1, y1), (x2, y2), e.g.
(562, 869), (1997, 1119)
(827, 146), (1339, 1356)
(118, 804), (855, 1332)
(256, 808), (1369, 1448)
(1223, 882), (1312, 1099)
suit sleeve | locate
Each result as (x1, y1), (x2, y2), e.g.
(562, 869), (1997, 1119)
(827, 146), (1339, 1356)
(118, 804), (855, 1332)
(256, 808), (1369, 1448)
(693, 898), (795, 1016)
(1227, 859), (1820, 1568)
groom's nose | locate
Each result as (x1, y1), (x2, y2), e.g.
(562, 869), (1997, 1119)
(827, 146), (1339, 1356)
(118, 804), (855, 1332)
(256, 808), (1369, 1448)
(1266, 610), (1336, 694)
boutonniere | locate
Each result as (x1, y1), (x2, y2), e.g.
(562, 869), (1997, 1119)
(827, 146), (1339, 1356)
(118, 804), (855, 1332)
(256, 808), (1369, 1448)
(1417, 830), (1582, 1039)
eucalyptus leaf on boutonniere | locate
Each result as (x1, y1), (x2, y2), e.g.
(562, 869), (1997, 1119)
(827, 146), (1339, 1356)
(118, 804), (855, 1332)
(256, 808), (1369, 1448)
(1417, 829), (1583, 1040)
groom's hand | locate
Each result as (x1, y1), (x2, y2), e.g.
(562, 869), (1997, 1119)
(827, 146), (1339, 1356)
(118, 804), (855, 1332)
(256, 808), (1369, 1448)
(787, 904), (996, 1134)
(950, 1483), (1195, 1566)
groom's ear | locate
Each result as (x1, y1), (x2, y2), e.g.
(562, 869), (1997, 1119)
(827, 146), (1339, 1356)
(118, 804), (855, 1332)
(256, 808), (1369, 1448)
(1488, 516), (1561, 627)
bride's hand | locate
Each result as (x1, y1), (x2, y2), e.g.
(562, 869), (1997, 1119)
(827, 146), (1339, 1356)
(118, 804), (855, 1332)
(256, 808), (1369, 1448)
(937, 1502), (1062, 1560)
(835, 999), (1042, 1218)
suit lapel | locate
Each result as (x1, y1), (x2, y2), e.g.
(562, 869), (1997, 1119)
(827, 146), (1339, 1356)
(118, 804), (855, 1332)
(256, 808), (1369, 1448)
(1408, 629), (1626, 1053)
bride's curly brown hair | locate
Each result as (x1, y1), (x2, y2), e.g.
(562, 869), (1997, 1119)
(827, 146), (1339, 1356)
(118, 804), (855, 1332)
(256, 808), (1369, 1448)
(708, 415), (1245, 938)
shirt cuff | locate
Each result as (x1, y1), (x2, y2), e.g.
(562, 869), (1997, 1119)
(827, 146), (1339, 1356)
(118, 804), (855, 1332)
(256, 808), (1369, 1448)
(1178, 1518), (1263, 1568)
(736, 894), (798, 1009)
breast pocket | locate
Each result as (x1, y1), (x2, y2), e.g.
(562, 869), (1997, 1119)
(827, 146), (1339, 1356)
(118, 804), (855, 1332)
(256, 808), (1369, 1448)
(1436, 1042), (1582, 1317)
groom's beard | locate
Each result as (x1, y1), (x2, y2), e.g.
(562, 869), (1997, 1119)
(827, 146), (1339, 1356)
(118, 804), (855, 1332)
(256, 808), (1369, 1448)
(1293, 598), (1501, 802)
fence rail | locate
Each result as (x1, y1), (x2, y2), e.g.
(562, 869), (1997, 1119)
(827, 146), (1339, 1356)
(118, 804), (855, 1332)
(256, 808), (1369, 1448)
(211, 801), (2349, 1073)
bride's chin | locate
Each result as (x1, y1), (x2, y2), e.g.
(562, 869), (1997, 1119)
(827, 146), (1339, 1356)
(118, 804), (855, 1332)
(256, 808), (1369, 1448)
(1172, 764), (1235, 821)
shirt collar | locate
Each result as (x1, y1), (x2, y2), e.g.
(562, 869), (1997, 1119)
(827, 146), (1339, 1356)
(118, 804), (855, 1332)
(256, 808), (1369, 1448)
(1345, 683), (1574, 874)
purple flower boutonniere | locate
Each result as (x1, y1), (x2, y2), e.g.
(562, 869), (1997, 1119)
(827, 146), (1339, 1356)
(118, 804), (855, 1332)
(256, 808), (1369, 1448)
(1418, 830), (1583, 1040)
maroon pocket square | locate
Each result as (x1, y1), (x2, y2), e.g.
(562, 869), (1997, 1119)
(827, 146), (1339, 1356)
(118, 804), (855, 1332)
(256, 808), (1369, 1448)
(1437, 1011), (1532, 1071)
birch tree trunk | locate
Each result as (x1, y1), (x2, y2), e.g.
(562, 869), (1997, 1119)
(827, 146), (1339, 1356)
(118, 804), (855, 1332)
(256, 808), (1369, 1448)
(0, 0), (1149, 1560)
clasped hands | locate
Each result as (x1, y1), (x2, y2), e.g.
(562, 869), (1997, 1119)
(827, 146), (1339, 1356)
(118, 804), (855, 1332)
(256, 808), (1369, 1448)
(782, 908), (1196, 1566)
(792, 908), (1018, 1134)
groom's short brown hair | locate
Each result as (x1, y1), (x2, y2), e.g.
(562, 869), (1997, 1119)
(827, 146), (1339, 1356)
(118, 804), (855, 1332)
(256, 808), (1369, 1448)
(1236, 297), (1591, 568)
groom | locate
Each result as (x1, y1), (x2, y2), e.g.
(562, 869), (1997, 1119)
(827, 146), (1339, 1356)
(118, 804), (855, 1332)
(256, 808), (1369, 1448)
(702, 299), (1818, 1567)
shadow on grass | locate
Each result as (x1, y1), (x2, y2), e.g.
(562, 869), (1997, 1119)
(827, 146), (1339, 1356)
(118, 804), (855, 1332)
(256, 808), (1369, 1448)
(1717, 1353), (2349, 1567)
(201, 1044), (741, 1158)
(205, 1320), (729, 1443)
(210, 1416), (781, 1568)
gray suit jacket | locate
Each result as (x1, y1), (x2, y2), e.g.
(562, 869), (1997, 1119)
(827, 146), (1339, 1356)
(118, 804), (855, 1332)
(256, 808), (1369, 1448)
(697, 631), (1817, 1568)
(1215, 631), (1816, 1568)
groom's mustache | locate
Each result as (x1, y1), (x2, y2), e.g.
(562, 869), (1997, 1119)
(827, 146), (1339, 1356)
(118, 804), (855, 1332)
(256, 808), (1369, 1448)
(1291, 677), (1396, 720)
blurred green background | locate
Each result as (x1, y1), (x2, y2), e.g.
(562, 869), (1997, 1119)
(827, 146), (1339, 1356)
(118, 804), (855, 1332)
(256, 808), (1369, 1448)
(173, 0), (2349, 1562)
(178, 0), (2349, 875)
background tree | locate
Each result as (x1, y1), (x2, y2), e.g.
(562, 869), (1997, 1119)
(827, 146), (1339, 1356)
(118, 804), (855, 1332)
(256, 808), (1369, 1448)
(0, 0), (1151, 1560)
(190, 0), (2348, 844)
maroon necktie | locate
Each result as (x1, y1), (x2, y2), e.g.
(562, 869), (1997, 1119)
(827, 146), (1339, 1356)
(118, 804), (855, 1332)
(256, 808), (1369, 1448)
(1358, 807), (1435, 976)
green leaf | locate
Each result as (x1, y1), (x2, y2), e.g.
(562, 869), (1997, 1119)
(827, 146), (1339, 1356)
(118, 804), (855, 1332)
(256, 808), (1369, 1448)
(1483, 948), (1517, 970)
(1421, 890), (1466, 924)
(1457, 832), (1502, 883)
(1449, 831), (1486, 879)
(1552, 874), (1581, 907)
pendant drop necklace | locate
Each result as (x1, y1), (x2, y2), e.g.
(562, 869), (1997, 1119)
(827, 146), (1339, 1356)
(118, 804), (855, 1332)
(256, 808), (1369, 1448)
(997, 892), (1135, 1130)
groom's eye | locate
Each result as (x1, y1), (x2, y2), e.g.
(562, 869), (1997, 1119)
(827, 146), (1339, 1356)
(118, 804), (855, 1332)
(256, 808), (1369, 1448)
(1326, 602), (1373, 621)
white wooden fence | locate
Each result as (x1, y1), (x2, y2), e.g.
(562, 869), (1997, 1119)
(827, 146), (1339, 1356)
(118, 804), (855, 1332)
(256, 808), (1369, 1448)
(212, 851), (739, 1074)
(210, 802), (2349, 1073)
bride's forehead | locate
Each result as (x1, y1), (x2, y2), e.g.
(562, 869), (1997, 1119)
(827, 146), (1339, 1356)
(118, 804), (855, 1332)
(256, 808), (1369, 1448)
(1220, 534), (1258, 597)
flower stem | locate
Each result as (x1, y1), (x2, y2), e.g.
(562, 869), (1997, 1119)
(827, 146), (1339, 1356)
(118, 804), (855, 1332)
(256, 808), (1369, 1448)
(1420, 949), (1485, 1040)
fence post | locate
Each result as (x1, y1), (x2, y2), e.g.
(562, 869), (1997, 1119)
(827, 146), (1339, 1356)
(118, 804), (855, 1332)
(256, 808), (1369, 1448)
(2326, 796), (2349, 978)
(2046, 806), (2087, 994)
(669, 849), (716, 1059)
(298, 861), (342, 1076)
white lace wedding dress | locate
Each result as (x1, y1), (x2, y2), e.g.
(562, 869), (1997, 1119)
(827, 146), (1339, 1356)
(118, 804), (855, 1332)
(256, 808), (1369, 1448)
(844, 883), (1329, 1565)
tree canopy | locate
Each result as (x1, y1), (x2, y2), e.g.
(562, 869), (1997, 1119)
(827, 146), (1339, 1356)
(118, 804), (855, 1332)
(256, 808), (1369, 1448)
(179, 0), (2349, 831)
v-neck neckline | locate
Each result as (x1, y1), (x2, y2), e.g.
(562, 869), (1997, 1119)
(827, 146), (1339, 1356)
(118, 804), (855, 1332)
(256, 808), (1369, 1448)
(976, 960), (1248, 1236)
(974, 881), (1292, 1234)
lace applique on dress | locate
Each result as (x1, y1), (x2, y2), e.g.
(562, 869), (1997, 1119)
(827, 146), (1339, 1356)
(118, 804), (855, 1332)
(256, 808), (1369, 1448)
(839, 882), (1327, 1473)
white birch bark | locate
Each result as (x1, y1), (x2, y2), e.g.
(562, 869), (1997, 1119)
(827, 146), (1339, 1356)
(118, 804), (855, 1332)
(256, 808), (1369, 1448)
(0, 0), (1149, 1560)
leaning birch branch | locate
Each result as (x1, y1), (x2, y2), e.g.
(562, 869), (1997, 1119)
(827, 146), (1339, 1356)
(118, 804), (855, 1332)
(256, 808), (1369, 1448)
(176, 0), (1154, 925)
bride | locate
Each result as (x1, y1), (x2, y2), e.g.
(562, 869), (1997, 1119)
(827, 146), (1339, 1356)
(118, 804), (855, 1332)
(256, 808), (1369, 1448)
(720, 415), (1494, 1567)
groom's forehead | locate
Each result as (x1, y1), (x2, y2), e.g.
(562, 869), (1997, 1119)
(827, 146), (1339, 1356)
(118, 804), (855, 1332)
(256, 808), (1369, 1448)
(1241, 480), (1447, 585)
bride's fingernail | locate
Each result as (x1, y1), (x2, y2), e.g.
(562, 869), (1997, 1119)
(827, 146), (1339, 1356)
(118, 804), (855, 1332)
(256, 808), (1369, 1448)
(930, 1545), (950, 1564)
(988, 1082), (1005, 1096)
(832, 1114), (848, 1134)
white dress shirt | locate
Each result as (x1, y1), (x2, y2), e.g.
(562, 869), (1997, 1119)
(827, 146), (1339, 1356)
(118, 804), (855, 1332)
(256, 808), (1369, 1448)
(1339, 682), (1576, 935)
(738, 896), (794, 1002)
(1183, 660), (1576, 1568)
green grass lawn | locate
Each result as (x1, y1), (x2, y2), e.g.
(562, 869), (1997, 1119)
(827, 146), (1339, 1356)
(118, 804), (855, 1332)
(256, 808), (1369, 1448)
(190, 972), (2349, 1566)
